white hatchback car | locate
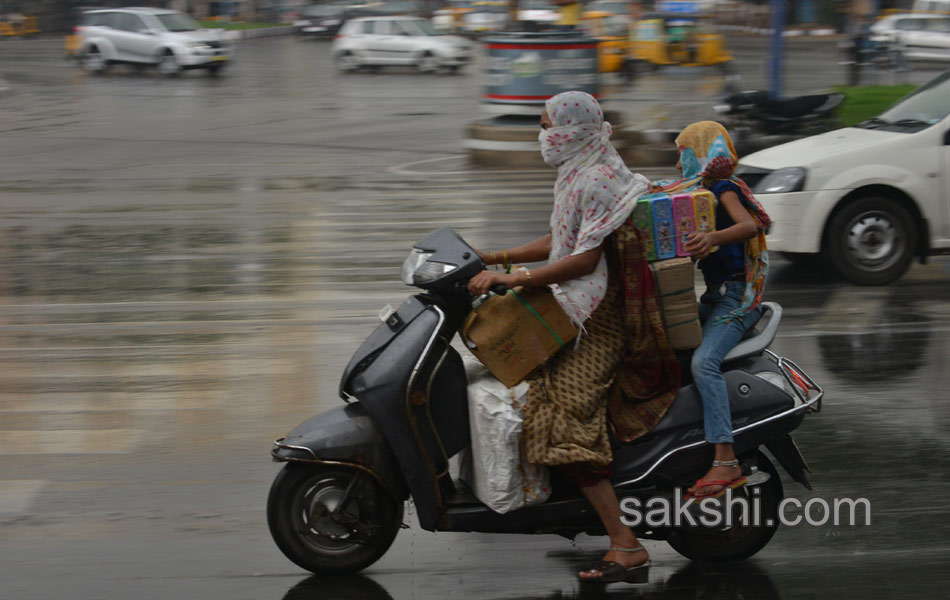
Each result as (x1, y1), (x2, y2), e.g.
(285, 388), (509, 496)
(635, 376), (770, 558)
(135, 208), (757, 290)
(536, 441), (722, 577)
(333, 16), (475, 72)
(78, 8), (233, 76)
(737, 70), (950, 285)
(870, 13), (950, 61)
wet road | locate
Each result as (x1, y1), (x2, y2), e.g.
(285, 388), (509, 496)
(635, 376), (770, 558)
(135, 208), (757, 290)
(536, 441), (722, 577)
(1, 35), (949, 600)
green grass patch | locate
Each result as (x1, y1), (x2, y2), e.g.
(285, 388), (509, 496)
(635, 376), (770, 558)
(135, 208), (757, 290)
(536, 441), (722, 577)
(833, 84), (917, 126)
(198, 20), (287, 30)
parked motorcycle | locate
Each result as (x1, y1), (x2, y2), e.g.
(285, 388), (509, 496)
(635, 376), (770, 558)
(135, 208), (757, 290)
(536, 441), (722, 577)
(267, 227), (823, 575)
(714, 90), (844, 155)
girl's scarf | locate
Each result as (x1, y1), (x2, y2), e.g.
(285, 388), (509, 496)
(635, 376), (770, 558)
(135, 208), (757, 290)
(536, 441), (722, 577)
(658, 121), (771, 324)
(541, 91), (651, 325)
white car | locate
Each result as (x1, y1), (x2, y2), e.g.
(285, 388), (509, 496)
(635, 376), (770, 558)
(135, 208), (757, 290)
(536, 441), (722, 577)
(77, 8), (232, 76)
(870, 13), (950, 61)
(332, 16), (475, 72)
(737, 70), (950, 285)
(518, 0), (559, 26)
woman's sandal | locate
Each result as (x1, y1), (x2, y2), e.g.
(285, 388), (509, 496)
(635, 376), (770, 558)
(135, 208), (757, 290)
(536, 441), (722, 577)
(578, 546), (650, 584)
(685, 460), (748, 500)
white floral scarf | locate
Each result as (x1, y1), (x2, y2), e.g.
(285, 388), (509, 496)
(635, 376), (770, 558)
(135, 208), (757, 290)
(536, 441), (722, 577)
(540, 91), (650, 325)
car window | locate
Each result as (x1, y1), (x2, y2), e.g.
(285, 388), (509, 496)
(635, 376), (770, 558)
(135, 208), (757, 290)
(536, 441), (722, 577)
(926, 17), (950, 32)
(874, 70), (950, 129)
(154, 12), (200, 32)
(394, 21), (416, 35)
(84, 11), (116, 28)
(115, 12), (147, 32)
(400, 18), (438, 35)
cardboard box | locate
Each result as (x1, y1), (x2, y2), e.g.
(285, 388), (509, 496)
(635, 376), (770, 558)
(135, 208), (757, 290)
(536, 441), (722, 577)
(649, 258), (702, 350)
(461, 286), (578, 387)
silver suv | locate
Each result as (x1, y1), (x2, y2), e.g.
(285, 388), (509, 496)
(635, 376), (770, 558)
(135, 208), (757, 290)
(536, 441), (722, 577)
(78, 8), (233, 76)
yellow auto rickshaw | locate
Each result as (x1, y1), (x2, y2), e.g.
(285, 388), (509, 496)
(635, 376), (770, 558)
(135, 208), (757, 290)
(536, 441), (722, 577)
(0, 14), (39, 38)
(580, 10), (630, 73)
(629, 13), (732, 70)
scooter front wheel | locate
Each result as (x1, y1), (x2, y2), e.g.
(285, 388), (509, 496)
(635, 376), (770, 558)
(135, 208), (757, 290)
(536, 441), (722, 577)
(267, 463), (404, 574)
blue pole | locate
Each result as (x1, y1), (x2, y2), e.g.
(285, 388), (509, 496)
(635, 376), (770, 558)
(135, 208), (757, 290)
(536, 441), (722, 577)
(769, 0), (784, 99)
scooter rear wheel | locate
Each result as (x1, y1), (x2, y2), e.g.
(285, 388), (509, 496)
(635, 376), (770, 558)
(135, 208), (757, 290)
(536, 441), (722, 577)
(667, 451), (783, 562)
(267, 463), (404, 574)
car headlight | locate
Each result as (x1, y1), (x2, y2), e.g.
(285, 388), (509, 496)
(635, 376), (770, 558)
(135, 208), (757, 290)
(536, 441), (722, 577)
(755, 167), (807, 194)
(401, 249), (457, 285)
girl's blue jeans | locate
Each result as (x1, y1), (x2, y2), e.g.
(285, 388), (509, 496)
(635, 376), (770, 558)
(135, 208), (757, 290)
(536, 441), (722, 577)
(691, 281), (762, 444)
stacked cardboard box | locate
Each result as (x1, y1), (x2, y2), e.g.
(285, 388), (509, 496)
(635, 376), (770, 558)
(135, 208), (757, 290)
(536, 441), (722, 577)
(649, 257), (702, 350)
(462, 286), (578, 387)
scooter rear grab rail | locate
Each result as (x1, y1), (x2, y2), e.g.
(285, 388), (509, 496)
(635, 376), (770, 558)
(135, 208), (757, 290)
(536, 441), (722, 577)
(766, 348), (823, 413)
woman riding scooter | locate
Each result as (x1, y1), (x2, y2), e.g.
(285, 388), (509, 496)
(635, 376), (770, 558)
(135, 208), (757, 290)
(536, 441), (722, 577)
(468, 91), (680, 583)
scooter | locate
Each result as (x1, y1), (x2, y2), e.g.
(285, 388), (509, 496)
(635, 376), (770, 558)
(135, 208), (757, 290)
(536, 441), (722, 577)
(268, 227), (823, 575)
(714, 90), (844, 155)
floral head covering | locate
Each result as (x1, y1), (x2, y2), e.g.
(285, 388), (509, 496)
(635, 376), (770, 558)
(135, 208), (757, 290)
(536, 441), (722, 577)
(540, 91), (651, 325)
(660, 121), (771, 323)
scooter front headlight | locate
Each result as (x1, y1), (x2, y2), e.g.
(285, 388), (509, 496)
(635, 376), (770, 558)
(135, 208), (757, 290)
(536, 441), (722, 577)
(401, 249), (457, 285)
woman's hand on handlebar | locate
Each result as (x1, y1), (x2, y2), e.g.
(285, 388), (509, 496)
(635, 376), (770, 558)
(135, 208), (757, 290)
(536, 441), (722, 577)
(468, 270), (518, 296)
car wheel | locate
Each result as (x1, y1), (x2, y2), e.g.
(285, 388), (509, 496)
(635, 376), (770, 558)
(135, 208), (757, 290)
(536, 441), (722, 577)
(334, 51), (358, 72)
(208, 63), (226, 76)
(158, 51), (182, 77)
(825, 195), (916, 285)
(416, 51), (439, 73)
(82, 47), (108, 74)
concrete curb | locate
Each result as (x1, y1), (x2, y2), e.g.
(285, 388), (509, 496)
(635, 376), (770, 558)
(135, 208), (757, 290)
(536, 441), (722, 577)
(716, 25), (839, 37)
(464, 117), (681, 169)
(466, 110), (631, 168)
(232, 25), (297, 40)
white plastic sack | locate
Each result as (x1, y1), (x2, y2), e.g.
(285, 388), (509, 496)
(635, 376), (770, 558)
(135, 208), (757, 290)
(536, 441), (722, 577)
(460, 358), (551, 513)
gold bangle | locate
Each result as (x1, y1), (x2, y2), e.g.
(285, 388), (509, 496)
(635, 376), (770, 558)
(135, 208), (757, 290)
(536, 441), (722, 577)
(489, 250), (497, 266)
(502, 250), (510, 270)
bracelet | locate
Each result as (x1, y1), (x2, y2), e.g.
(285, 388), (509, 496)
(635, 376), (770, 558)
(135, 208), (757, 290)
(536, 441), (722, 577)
(502, 250), (510, 271)
(524, 269), (532, 286)
(489, 250), (497, 266)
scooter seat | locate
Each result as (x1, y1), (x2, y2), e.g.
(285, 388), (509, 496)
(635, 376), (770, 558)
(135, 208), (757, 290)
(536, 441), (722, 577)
(722, 302), (780, 363)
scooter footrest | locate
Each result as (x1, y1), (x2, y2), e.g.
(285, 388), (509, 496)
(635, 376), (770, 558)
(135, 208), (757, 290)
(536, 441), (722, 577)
(744, 470), (771, 486)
